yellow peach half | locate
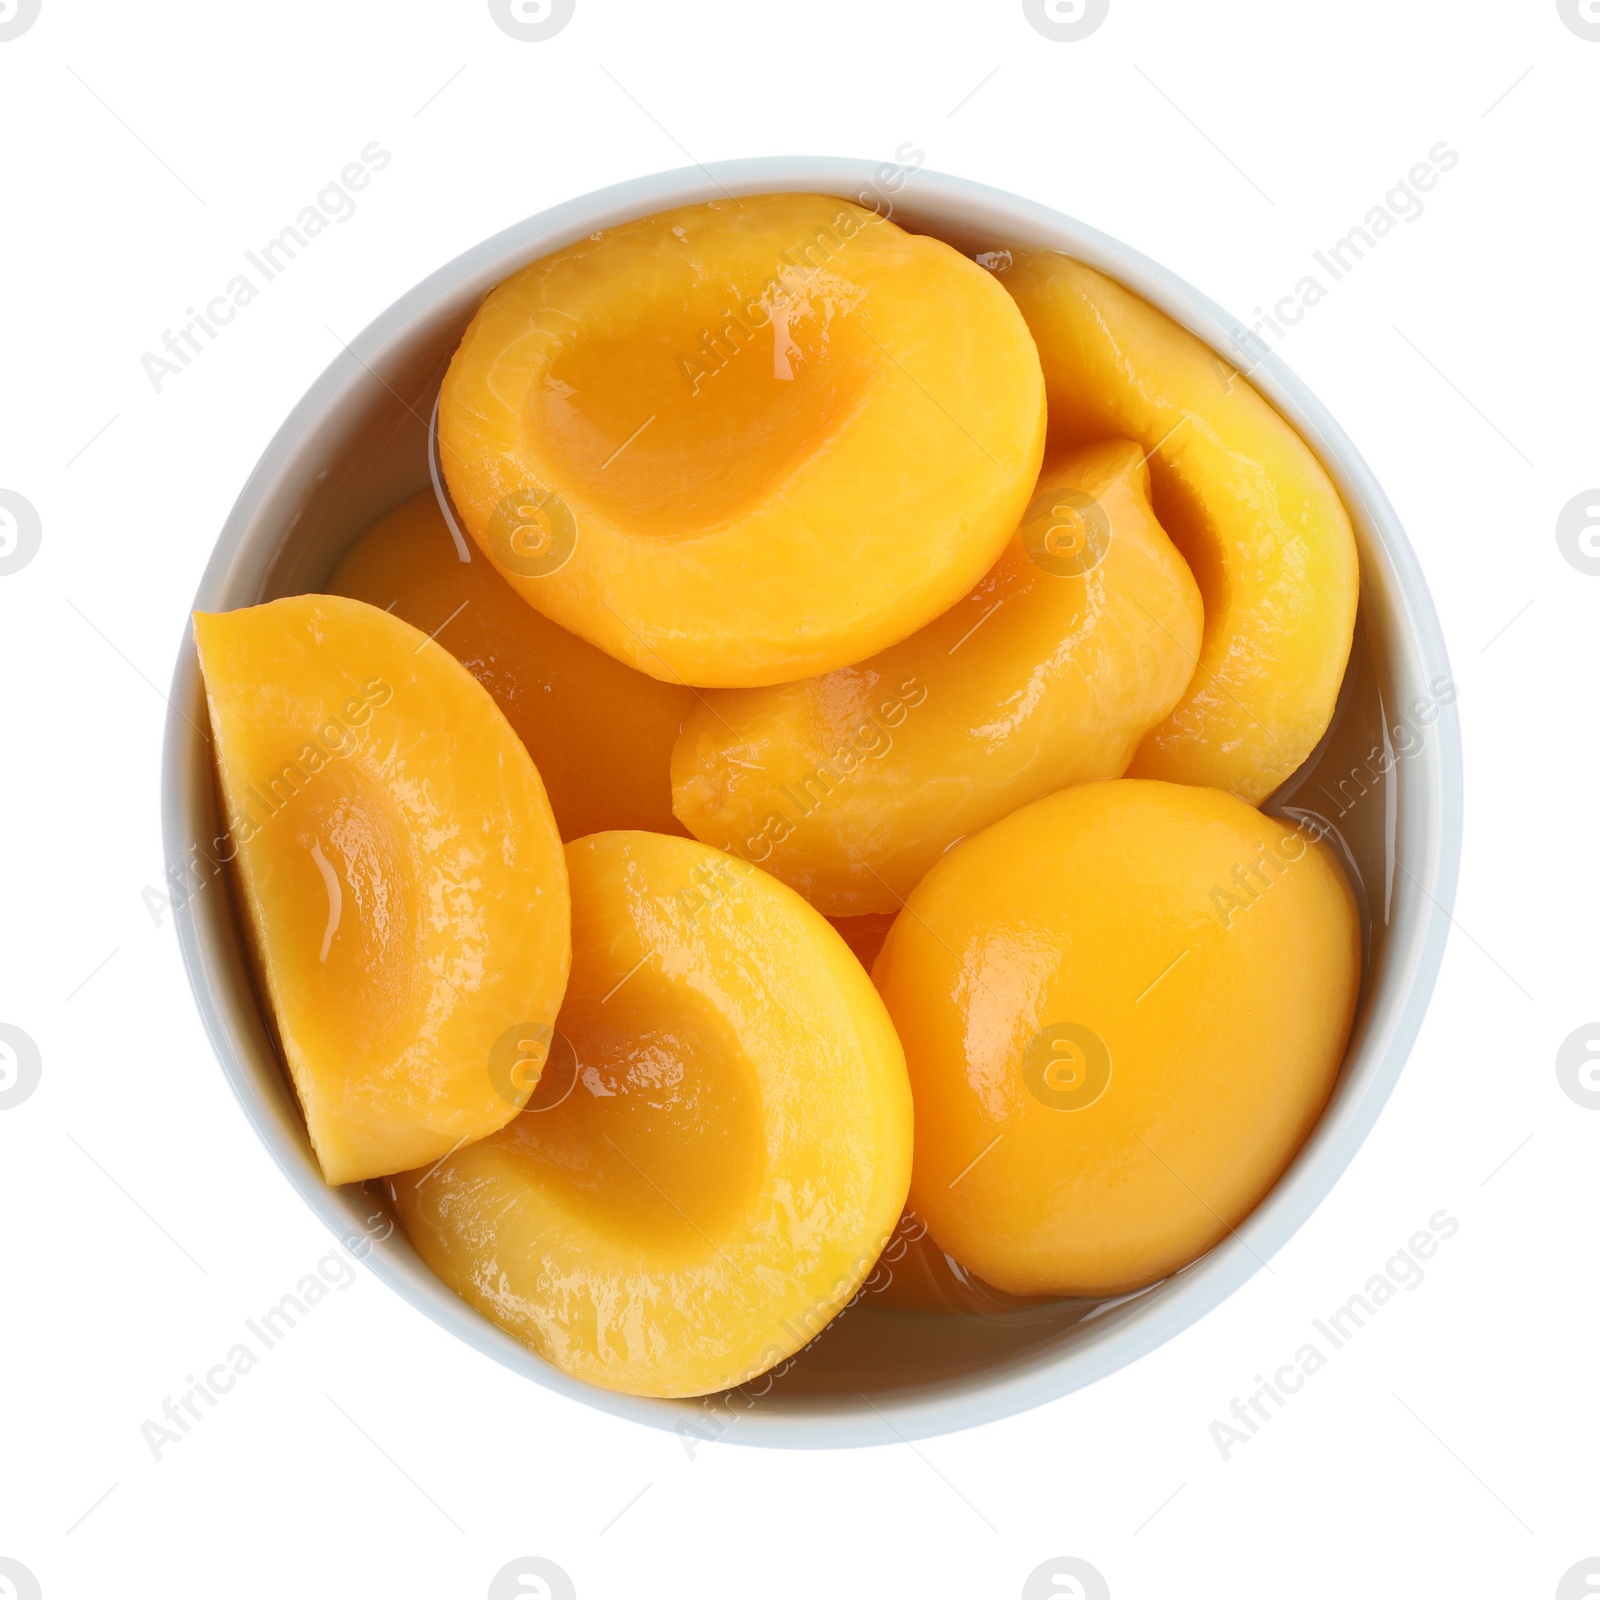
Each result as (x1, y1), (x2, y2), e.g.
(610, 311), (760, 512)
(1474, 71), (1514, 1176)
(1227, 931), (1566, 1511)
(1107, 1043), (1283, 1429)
(391, 831), (913, 1397)
(439, 193), (1046, 687)
(873, 779), (1360, 1297)
(193, 594), (571, 1185)
(671, 440), (1203, 915)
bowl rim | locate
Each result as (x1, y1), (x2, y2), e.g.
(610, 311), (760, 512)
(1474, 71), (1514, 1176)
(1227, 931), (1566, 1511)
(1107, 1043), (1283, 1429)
(161, 155), (1464, 1448)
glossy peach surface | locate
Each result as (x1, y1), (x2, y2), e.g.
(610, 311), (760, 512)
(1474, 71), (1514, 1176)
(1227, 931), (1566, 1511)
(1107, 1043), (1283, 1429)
(193, 595), (571, 1185)
(391, 830), (913, 1397)
(439, 194), (1046, 687)
(1000, 253), (1358, 803)
(873, 780), (1360, 1297)
(327, 490), (694, 840)
(672, 440), (1203, 914)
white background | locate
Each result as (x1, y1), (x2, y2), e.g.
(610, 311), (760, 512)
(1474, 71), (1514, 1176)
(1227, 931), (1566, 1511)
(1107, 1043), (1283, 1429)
(2, 2), (1595, 1596)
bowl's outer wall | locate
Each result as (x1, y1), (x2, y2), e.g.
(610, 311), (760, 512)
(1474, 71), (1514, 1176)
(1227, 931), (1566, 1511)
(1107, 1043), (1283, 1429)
(162, 157), (1463, 1447)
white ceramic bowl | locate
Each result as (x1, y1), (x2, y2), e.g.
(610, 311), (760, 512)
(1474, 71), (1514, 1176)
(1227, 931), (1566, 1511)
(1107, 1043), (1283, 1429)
(161, 157), (1462, 1446)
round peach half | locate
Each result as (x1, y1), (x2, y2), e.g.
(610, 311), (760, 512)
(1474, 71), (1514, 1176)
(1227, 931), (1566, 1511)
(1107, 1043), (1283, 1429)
(874, 780), (1360, 1298)
(439, 193), (1046, 688)
(391, 831), (913, 1398)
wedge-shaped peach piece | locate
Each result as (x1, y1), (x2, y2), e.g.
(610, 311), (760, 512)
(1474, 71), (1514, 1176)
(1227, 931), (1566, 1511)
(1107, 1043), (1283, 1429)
(671, 441), (1203, 915)
(193, 595), (570, 1185)
(391, 831), (912, 1398)
(327, 491), (695, 840)
(1000, 254), (1358, 803)
(440, 193), (1046, 687)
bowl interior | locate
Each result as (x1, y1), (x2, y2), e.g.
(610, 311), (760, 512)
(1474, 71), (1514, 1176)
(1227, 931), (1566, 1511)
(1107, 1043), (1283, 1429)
(164, 160), (1459, 1445)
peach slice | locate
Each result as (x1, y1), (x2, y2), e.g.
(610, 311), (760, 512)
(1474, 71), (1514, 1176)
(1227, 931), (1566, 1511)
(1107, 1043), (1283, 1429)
(439, 193), (1046, 687)
(390, 831), (912, 1398)
(671, 441), (1203, 915)
(873, 779), (1359, 1297)
(327, 490), (695, 840)
(193, 594), (570, 1185)
(999, 253), (1358, 803)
